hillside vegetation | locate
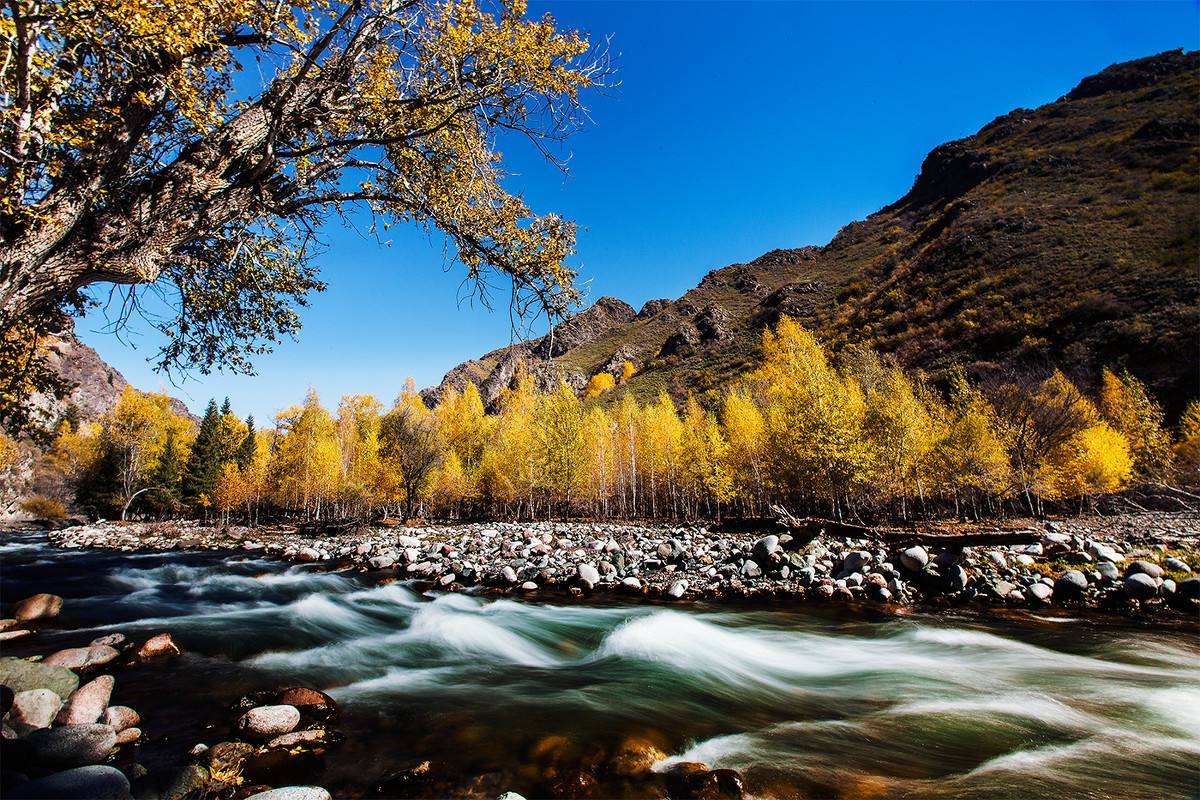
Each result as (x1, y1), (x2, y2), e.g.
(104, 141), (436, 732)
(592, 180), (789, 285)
(427, 50), (1199, 415)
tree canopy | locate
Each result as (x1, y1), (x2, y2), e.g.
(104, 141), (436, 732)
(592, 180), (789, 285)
(0, 0), (606, 433)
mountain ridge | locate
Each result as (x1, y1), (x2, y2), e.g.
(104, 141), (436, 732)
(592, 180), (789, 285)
(424, 49), (1199, 413)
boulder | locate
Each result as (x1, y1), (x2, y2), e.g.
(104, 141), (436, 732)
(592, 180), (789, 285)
(1126, 560), (1164, 580)
(577, 563), (600, 588)
(7, 689), (63, 734)
(238, 705), (300, 740)
(1165, 557), (1192, 574)
(274, 687), (337, 718)
(12, 594), (63, 621)
(1124, 573), (1159, 601)
(1028, 582), (1053, 604)
(56, 675), (114, 725)
(667, 580), (688, 600)
(1053, 570), (1088, 599)
(740, 560), (762, 578)
(114, 727), (140, 745)
(7, 765), (130, 800)
(899, 547), (928, 572)
(0, 658), (79, 700)
(751, 535), (780, 564)
(26, 723), (117, 768)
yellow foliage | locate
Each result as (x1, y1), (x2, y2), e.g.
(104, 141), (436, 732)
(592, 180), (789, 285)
(1098, 369), (1172, 481)
(1036, 422), (1133, 500)
(584, 372), (616, 398)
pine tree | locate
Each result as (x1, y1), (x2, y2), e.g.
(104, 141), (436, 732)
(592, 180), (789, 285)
(183, 399), (221, 506)
(146, 427), (186, 515)
(237, 415), (257, 469)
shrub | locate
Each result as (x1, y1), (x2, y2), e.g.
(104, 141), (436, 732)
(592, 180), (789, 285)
(20, 496), (67, 521)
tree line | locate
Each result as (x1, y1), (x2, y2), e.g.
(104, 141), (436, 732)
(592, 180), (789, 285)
(25, 317), (1200, 523)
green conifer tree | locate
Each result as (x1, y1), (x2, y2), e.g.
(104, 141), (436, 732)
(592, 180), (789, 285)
(147, 428), (185, 515)
(237, 415), (257, 469)
(183, 399), (221, 506)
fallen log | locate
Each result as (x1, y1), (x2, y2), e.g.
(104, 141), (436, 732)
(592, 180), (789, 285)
(769, 505), (1038, 549)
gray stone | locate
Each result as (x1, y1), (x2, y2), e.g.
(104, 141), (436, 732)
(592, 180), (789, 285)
(943, 565), (968, 593)
(13, 594), (63, 621)
(843, 551), (871, 572)
(899, 546), (928, 572)
(1096, 561), (1120, 581)
(0, 657), (79, 700)
(57, 675), (114, 725)
(7, 689), (63, 733)
(577, 563), (600, 587)
(741, 560), (762, 578)
(1126, 560), (1164, 580)
(1028, 582), (1053, 604)
(89, 633), (126, 649)
(1054, 570), (1089, 598)
(520, 581), (538, 591)
(621, 577), (642, 592)
(163, 764), (210, 800)
(8, 766), (130, 800)
(1165, 557), (1192, 574)
(667, 580), (688, 599)
(237, 705), (300, 739)
(1124, 573), (1159, 601)
(500, 566), (518, 584)
(368, 555), (395, 569)
(752, 535), (780, 564)
(244, 788), (331, 800)
(27, 723), (117, 768)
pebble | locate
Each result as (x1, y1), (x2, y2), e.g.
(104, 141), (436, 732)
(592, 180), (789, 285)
(0, 658), (79, 700)
(26, 723), (117, 768)
(56, 675), (115, 725)
(12, 594), (63, 621)
(43, 645), (119, 671)
(7, 765), (130, 800)
(134, 632), (181, 662)
(238, 705), (301, 739)
(8, 689), (63, 733)
(244, 789), (332, 800)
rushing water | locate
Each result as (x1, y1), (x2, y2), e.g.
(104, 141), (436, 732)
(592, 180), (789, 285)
(2, 531), (1199, 799)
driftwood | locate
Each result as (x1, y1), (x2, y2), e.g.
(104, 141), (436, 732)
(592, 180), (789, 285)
(294, 518), (363, 536)
(769, 505), (1038, 549)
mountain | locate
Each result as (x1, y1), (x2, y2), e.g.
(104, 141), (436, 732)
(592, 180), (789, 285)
(425, 50), (1199, 414)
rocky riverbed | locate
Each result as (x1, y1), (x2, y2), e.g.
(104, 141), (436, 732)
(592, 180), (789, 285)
(37, 512), (1200, 621)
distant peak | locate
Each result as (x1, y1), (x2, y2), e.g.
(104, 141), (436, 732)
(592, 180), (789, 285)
(1063, 49), (1197, 102)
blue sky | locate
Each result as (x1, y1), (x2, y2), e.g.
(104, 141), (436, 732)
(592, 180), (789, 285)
(79, 1), (1198, 422)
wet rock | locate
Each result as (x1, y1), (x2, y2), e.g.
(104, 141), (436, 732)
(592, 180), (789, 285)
(8, 689), (63, 734)
(369, 555), (395, 570)
(0, 684), (11, 716)
(667, 580), (688, 599)
(899, 547), (929, 572)
(1124, 573), (1159, 601)
(57, 675), (114, 725)
(1126, 560), (1164, 580)
(163, 764), (210, 800)
(275, 687), (338, 719)
(608, 735), (668, 777)
(1054, 570), (1088, 599)
(663, 762), (744, 800)
(942, 565), (968, 593)
(7, 765), (130, 800)
(265, 728), (328, 750)
(843, 551), (871, 572)
(27, 723), (116, 768)
(1177, 577), (1200, 602)
(0, 658), (78, 700)
(296, 547), (321, 562)
(238, 705), (301, 739)
(133, 632), (180, 662)
(114, 727), (140, 745)
(740, 560), (762, 578)
(43, 645), (119, 672)
(244, 788), (331, 800)
(497, 793), (527, 800)
(101, 706), (139, 732)
(207, 741), (255, 783)
(0, 629), (33, 641)
(12, 594), (63, 621)
(89, 633), (126, 649)
(501, 566), (519, 584)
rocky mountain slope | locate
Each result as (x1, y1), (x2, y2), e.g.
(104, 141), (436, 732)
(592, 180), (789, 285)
(426, 50), (1199, 413)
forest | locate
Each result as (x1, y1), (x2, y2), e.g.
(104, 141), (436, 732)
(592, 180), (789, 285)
(10, 317), (1198, 525)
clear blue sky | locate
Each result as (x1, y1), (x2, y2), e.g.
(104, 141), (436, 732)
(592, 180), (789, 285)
(79, 1), (1198, 423)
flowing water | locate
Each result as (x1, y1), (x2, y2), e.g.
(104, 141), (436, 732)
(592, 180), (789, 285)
(2, 531), (1198, 799)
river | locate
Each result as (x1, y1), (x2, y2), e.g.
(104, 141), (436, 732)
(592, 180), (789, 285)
(2, 531), (1198, 799)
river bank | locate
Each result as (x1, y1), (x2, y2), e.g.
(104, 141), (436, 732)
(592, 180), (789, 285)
(28, 512), (1200, 623)
(2, 527), (1199, 799)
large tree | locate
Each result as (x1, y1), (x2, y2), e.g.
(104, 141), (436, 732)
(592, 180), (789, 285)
(0, 0), (605, 432)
